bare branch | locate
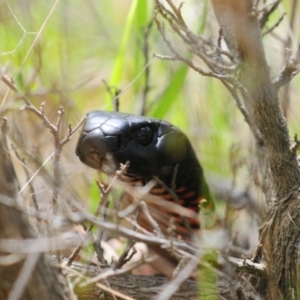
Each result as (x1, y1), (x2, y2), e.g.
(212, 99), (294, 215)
(139, 201), (164, 238)
(227, 256), (266, 277)
(273, 44), (300, 90)
(259, 0), (281, 29)
(10, 144), (38, 210)
(165, 0), (188, 29)
(67, 180), (112, 267)
(0, 233), (85, 253)
(88, 255), (156, 284)
(68, 194), (197, 255)
(1, 67), (85, 214)
(153, 18), (235, 81)
(262, 13), (286, 36)
(140, 20), (153, 116)
(112, 240), (137, 269)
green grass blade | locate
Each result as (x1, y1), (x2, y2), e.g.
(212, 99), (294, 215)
(150, 63), (189, 119)
(109, 0), (138, 87)
(136, 0), (150, 28)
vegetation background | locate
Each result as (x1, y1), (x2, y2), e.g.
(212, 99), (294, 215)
(0, 0), (300, 298)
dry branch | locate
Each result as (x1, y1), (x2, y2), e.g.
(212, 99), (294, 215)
(62, 257), (249, 300)
(65, 259), (199, 300)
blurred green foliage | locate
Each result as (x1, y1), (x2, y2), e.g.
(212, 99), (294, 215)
(1, 1), (300, 297)
(198, 250), (218, 300)
(1, 0), (300, 227)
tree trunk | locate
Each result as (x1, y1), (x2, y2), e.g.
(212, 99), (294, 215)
(210, 0), (300, 299)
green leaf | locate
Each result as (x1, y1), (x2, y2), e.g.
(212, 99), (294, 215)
(109, 0), (138, 88)
(89, 180), (101, 213)
(198, 250), (219, 299)
(150, 64), (189, 119)
(136, 0), (150, 28)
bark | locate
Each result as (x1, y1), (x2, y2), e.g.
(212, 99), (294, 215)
(211, 0), (300, 200)
(210, 0), (300, 299)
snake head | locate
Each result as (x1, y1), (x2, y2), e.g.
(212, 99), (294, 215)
(75, 111), (192, 179)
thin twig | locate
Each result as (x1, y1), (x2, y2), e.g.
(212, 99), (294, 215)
(11, 144), (38, 210)
(67, 181), (111, 266)
(112, 240), (137, 269)
(1, 67), (85, 213)
(94, 181), (111, 265)
(227, 256), (266, 277)
(153, 175), (193, 235)
(154, 17), (241, 86)
(17, 0), (60, 72)
(273, 44), (300, 90)
(102, 79), (121, 112)
(166, 0), (188, 29)
(140, 20), (153, 116)
(140, 201), (164, 238)
(259, 0), (281, 29)
(87, 255), (156, 284)
(262, 13), (286, 36)
(0, 233), (84, 253)
(68, 196), (198, 254)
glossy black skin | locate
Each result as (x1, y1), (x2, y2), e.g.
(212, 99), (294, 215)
(76, 111), (208, 206)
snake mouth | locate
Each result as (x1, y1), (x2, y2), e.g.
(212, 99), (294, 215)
(75, 124), (115, 171)
(77, 146), (117, 174)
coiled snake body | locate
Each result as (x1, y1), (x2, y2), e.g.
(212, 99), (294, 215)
(76, 111), (212, 242)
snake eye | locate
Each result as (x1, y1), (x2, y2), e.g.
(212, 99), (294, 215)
(136, 126), (154, 146)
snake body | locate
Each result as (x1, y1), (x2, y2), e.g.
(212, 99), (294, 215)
(76, 111), (212, 240)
